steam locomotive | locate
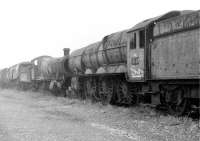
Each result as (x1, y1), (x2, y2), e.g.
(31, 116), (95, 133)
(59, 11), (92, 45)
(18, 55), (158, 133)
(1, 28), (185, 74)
(0, 62), (32, 89)
(0, 10), (199, 115)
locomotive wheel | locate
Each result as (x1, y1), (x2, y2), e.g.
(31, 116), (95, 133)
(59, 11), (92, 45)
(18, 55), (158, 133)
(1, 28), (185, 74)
(98, 78), (113, 105)
(168, 88), (188, 116)
(91, 79), (101, 102)
(116, 79), (132, 105)
(79, 78), (87, 99)
(71, 77), (82, 98)
(85, 78), (100, 101)
(85, 79), (93, 99)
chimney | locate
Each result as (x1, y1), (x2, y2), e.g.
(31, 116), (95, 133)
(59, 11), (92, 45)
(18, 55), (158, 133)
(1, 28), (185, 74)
(63, 48), (70, 57)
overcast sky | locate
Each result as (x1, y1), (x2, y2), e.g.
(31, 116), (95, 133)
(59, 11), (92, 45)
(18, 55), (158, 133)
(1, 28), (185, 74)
(0, 0), (199, 69)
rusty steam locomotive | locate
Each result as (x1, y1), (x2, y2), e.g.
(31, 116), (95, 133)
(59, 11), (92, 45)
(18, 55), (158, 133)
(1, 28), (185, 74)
(0, 10), (199, 115)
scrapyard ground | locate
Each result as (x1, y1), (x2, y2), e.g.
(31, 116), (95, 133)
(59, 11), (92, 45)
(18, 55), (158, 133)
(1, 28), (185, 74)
(0, 88), (199, 141)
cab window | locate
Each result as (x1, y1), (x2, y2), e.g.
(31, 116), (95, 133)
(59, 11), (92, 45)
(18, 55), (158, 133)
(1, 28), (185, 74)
(139, 30), (145, 49)
(130, 33), (137, 49)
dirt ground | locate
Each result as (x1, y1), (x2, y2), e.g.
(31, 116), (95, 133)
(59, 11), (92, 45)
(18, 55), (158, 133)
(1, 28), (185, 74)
(0, 89), (199, 141)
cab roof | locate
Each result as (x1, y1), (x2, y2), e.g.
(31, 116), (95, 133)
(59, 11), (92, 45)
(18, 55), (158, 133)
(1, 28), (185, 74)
(128, 10), (194, 33)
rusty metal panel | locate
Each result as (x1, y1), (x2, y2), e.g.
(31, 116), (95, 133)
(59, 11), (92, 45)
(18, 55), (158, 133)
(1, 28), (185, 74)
(97, 44), (107, 66)
(82, 42), (100, 71)
(12, 65), (19, 80)
(20, 73), (31, 82)
(19, 63), (32, 82)
(127, 31), (145, 81)
(6, 62), (32, 81)
(69, 30), (128, 75)
(153, 11), (199, 37)
(0, 68), (9, 83)
(46, 57), (68, 80)
(101, 30), (128, 65)
(68, 48), (85, 73)
(31, 65), (39, 80)
(151, 28), (200, 79)
(85, 30), (128, 74)
(40, 57), (53, 79)
(128, 11), (189, 33)
(7, 64), (19, 81)
(96, 64), (127, 74)
(31, 56), (53, 80)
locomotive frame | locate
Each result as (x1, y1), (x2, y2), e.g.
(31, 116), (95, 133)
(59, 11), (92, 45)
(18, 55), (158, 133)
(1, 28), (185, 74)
(0, 10), (199, 116)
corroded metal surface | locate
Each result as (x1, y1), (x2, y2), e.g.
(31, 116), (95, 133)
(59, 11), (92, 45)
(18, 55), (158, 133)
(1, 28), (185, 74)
(68, 30), (128, 74)
(82, 42), (101, 72)
(31, 56), (53, 80)
(153, 11), (199, 37)
(19, 63), (32, 83)
(31, 56), (68, 81)
(46, 57), (69, 80)
(151, 29), (200, 79)
(100, 30), (128, 65)
(68, 48), (86, 73)
(0, 68), (9, 84)
(7, 64), (19, 80)
(7, 62), (32, 81)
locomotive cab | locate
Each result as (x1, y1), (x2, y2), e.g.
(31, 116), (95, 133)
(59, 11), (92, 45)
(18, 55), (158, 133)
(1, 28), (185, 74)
(127, 28), (146, 81)
(127, 11), (183, 82)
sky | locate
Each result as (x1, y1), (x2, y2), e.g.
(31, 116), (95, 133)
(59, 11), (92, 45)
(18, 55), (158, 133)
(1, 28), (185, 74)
(0, 0), (199, 69)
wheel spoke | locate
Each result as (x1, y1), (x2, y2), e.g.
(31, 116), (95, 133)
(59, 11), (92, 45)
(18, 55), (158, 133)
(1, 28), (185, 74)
(116, 79), (132, 105)
(168, 88), (188, 116)
(98, 78), (113, 104)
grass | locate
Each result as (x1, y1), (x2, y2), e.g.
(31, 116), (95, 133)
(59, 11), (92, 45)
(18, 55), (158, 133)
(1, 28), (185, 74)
(1, 88), (199, 141)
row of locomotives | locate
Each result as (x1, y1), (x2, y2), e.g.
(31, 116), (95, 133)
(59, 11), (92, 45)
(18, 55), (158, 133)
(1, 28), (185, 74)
(5, 62), (33, 90)
(126, 10), (200, 116)
(68, 10), (200, 115)
(0, 68), (9, 88)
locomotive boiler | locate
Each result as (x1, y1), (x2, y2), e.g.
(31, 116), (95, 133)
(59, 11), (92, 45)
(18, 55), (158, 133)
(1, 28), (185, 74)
(68, 30), (128, 74)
